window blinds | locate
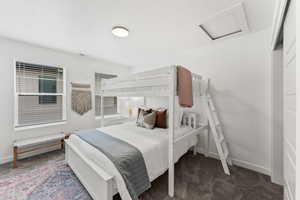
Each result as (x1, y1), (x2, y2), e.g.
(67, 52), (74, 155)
(95, 73), (118, 116)
(15, 62), (65, 127)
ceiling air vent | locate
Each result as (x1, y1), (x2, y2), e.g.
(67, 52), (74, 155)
(199, 3), (249, 41)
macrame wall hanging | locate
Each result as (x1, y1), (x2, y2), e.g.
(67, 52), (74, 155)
(71, 83), (92, 115)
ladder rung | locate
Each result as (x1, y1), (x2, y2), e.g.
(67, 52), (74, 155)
(214, 118), (220, 125)
(218, 135), (224, 143)
(222, 143), (229, 158)
(210, 106), (216, 112)
(224, 150), (229, 159)
(210, 107), (216, 112)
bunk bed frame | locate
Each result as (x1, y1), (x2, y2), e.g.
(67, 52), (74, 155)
(100, 66), (206, 198)
(66, 66), (231, 200)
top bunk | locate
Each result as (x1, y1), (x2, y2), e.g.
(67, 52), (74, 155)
(98, 66), (209, 97)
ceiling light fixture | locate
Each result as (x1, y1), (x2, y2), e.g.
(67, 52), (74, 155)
(112, 26), (129, 38)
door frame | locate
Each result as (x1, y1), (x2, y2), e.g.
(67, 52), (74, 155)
(270, 48), (284, 185)
(270, 0), (290, 185)
(270, 0), (289, 50)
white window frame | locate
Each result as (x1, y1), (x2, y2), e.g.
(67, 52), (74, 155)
(94, 73), (119, 119)
(95, 113), (122, 121)
(13, 60), (67, 130)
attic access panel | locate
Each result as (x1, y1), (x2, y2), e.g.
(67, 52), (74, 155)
(199, 3), (249, 41)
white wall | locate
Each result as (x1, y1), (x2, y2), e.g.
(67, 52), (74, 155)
(133, 29), (272, 175)
(0, 37), (131, 163)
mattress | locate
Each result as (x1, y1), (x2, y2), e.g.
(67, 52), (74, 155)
(68, 122), (198, 200)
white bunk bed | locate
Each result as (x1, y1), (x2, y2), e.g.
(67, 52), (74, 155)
(98, 66), (206, 97)
(65, 66), (230, 200)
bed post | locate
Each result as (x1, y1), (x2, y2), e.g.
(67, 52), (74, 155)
(168, 66), (176, 197)
(101, 95), (104, 127)
(203, 78), (210, 157)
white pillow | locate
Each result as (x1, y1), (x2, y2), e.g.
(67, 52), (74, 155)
(136, 110), (156, 129)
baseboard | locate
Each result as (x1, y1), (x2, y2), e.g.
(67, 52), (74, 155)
(0, 156), (13, 165)
(271, 173), (284, 185)
(198, 148), (271, 176)
(284, 177), (294, 200)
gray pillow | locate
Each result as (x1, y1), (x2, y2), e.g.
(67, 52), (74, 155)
(136, 110), (156, 129)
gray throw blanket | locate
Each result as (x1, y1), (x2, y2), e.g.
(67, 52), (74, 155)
(76, 130), (151, 200)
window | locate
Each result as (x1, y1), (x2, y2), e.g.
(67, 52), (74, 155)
(95, 73), (118, 117)
(39, 75), (57, 104)
(15, 62), (66, 128)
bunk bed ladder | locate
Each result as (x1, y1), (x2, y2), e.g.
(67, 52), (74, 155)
(205, 94), (232, 175)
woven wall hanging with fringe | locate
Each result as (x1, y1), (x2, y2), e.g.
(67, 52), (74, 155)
(71, 83), (92, 115)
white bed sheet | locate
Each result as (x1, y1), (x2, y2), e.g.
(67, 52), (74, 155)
(68, 122), (197, 200)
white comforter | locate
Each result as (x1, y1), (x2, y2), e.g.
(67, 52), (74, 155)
(68, 122), (197, 200)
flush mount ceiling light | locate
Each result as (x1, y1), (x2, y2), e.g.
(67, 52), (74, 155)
(112, 26), (129, 38)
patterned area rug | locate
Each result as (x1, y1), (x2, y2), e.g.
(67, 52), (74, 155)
(0, 161), (92, 200)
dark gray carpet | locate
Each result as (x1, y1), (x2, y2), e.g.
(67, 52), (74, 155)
(0, 150), (283, 200)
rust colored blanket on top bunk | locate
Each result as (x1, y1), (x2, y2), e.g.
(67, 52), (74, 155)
(177, 66), (193, 107)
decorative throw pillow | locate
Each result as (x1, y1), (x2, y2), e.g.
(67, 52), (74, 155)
(154, 109), (167, 129)
(136, 109), (147, 124)
(136, 110), (157, 129)
(137, 107), (152, 121)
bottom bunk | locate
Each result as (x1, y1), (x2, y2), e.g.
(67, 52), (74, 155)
(65, 121), (203, 200)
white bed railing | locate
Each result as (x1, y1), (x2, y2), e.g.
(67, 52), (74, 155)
(100, 66), (208, 97)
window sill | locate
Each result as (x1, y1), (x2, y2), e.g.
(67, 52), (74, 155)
(95, 114), (123, 120)
(14, 121), (67, 131)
